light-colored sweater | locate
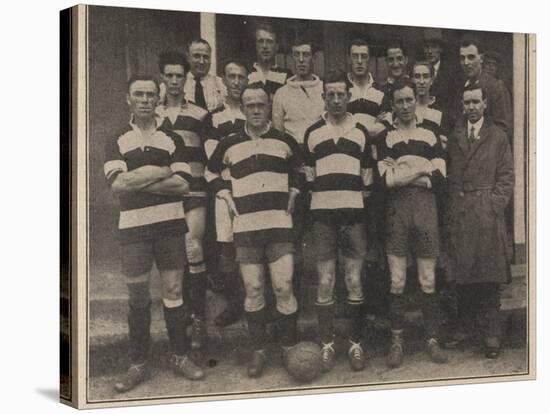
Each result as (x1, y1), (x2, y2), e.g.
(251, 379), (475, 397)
(272, 75), (325, 145)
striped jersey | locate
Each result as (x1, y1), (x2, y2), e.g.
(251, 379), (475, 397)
(204, 104), (246, 160)
(347, 72), (385, 128)
(303, 113), (375, 224)
(155, 101), (211, 198)
(380, 99), (448, 139)
(248, 63), (293, 98)
(104, 118), (192, 243)
(207, 124), (304, 246)
(377, 124), (446, 192)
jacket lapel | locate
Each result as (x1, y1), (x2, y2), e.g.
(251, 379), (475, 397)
(467, 119), (490, 161)
(456, 123), (470, 155)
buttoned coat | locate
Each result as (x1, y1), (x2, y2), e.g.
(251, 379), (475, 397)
(446, 119), (514, 285)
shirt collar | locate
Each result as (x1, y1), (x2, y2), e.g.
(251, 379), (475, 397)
(129, 114), (161, 131)
(322, 111), (355, 133)
(244, 121), (271, 139)
(253, 62), (280, 72)
(347, 72), (374, 88)
(433, 60), (441, 75)
(467, 116), (484, 139)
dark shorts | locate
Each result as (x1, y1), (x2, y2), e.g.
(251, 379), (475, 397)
(385, 187), (440, 259)
(235, 242), (295, 264)
(312, 220), (367, 261)
(183, 196), (208, 212)
(121, 235), (186, 277)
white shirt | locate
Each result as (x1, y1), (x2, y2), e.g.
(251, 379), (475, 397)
(467, 116), (484, 140)
(433, 60), (441, 79)
(184, 72), (226, 112)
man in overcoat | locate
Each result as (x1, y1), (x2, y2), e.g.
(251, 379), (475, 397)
(446, 84), (514, 358)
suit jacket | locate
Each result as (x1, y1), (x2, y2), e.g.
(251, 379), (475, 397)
(446, 119), (514, 285)
(451, 72), (513, 139)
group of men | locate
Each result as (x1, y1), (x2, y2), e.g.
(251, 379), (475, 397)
(103, 22), (514, 392)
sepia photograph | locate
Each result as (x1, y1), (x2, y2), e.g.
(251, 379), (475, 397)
(59, 2), (535, 409)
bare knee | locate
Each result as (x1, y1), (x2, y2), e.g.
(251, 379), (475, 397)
(345, 273), (364, 302)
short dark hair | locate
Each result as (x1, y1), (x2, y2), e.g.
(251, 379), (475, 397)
(460, 35), (483, 54)
(255, 23), (277, 42)
(291, 36), (315, 53)
(240, 83), (269, 104)
(412, 60), (435, 78)
(187, 38), (212, 53)
(323, 69), (349, 91)
(385, 39), (407, 57)
(222, 58), (248, 76)
(348, 38), (370, 54)
(127, 74), (160, 94)
(391, 78), (416, 101)
(463, 84), (487, 100)
(158, 51), (189, 75)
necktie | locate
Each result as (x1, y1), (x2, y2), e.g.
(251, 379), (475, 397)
(194, 75), (207, 109)
(468, 126), (476, 150)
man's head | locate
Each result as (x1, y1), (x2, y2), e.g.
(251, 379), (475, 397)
(127, 75), (160, 121)
(222, 59), (249, 102)
(322, 69), (351, 119)
(460, 36), (483, 81)
(391, 78), (417, 124)
(255, 23), (278, 66)
(349, 38), (370, 78)
(462, 85), (487, 124)
(187, 38), (212, 79)
(158, 51), (189, 98)
(412, 61), (434, 98)
(482, 50), (502, 79)
(240, 84), (270, 130)
(291, 38), (314, 80)
(385, 40), (408, 80)
(422, 30), (445, 66)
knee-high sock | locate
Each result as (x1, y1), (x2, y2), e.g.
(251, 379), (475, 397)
(420, 291), (441, 339)
(163, 303), (189, 356)
(188, 267), (207, 318)
(389, 293), (407, 331)
(347, 299), (364, 343)
(128, 304), (151, 363)
(276, 311), (297, 347)
(245, 308), (268, 350)
(316, 302), (336, 343)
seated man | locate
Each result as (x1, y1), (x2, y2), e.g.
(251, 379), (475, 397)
(207, 84), (304, 378)
(303, 69), (375, 372)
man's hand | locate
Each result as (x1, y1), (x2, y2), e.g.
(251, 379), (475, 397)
(286, 189), (300, 215)
(217, 189), (239, 218)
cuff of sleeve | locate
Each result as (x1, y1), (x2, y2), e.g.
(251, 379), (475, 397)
(289, 187), (301, 196)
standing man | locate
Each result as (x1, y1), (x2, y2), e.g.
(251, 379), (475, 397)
(248, 23), (293, 99)
(346, 38), (388, 323)
(157, 51), (212, 352)
(379, 40), (409, 113)
(105, 75), (204, 393)
(377, 79), (448, 368)
(303, 69), (374, 372)
(446, 85), (514, 358)
(184, 38), (226, 112)
(207, 84), (304, 378)
(421, 29), (456, 117)
(457, 36), (512, 138)
(204, 59), (248, 327)
(346, 38), (385, 130)
(272, 37), (324, 145)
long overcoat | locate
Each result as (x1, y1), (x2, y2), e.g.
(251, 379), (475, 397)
(446, 119), (514, 285)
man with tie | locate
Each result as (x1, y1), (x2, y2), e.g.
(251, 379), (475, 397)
(445, 85), (514, 359)
(184, 38), (226, 112)
(457, 36), (512, 138)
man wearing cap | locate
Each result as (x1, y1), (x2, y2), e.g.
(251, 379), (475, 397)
(184, 38), (226, 112)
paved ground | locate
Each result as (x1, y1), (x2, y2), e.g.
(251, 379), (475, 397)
(88, 343), (528, 403)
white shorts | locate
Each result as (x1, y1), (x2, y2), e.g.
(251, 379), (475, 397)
(215, 197), (234, 243)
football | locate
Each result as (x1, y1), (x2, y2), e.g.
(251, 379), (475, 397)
(285, 341), (323, 383)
